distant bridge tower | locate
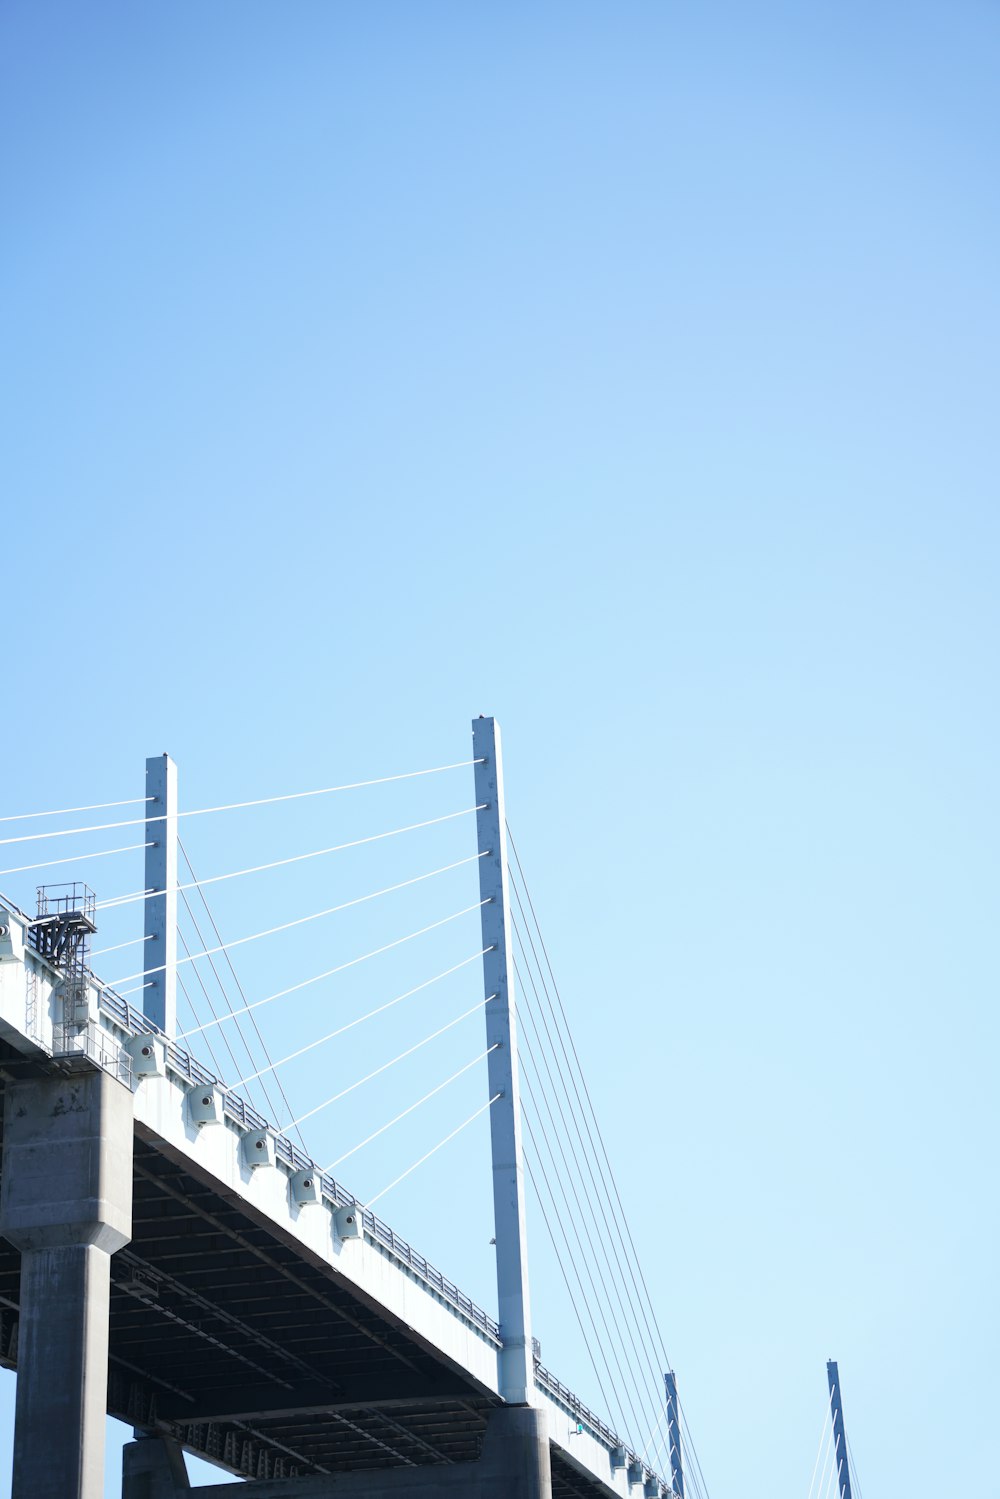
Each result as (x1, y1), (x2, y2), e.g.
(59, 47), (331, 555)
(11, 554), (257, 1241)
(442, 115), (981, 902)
(664, 1369), (684, 1498)
(826, 1359), (854, 1499)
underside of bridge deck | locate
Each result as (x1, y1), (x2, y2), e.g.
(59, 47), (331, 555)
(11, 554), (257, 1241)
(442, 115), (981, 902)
(0, 1064), (609, 1498)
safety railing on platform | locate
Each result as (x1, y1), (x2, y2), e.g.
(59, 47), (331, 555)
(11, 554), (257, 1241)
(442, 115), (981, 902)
(52, 1020), (132, 1086)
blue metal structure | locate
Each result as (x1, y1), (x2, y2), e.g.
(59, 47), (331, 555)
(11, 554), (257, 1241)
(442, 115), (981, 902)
(826, 1360), (854, 1499)
(473, 716), (534, 1406)
(143, 753), (176, 1035)
(664, 1369), (684, 1498)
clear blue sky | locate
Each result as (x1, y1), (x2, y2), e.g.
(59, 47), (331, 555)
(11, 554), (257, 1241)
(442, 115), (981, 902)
(2, 2), (998, 1494)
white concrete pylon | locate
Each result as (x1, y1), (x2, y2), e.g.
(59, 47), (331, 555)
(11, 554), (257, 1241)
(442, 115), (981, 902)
(472, 716), (534, 1406)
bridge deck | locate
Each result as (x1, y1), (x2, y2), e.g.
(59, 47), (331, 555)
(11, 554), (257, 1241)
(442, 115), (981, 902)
(0, 896), (667, 1497)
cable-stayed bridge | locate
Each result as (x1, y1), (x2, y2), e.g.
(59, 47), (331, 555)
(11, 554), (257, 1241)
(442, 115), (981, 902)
(0, 720), (710, 1499)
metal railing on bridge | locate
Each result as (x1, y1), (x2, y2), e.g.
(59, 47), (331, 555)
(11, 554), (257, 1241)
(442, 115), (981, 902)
(95, 982), (502, 1344)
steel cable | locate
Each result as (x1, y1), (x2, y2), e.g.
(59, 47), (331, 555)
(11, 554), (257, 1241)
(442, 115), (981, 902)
(514, 938), (672, 1450)
(176, 931), (266, 1113)
(507, 827), (711, 1499)
(519, 1054), (654, 1455)
(519, 1117), (637, 1453)
(227, 952), (491, 1088)
(179, 842), (308, 1149)
(0, 758), (486, 846)
(365, 1094), (500, 1211)
(846, 1434), (863, 1499)
(522, 1147), (625, 1451)
(0, 841), (153, 877)
(108, 853), (486, 987)
(517, 995), (667, 1454)
(807, 1389), (836, 1499)
(286, 995), (495, 1131)
(96, 805), (484, 911)
(0, 795), (152, 822)
(173, 906), (489, 1041)
(326, 1045), (498, 1173)
(177, 897), (296, 1144)
(175, 972), (228, 1083)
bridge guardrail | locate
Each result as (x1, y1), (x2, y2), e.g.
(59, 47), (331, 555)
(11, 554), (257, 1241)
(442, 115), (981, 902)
(535, 1362), (657, 1486)
(95, 984), (502, 1345)
(359, 1212), (501, 1342)
(2, 916), (659, 1486)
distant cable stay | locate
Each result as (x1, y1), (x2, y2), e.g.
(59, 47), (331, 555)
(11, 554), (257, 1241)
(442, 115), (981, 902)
(640, 1404), (669, 1463)
(647, 1416), (683, 1496)
(0, 758), (485, 847)
(807, 1394), (835, 1499)
(644, 1403), (685, 1491)
(812, 1426), (839, 1499)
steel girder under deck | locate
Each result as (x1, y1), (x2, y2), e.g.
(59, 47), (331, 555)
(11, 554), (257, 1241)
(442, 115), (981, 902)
(0, 1070), (619, 1498)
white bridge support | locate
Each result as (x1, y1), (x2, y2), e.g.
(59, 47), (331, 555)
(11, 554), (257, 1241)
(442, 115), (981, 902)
(143, 752), (177, 1036)
(472, 716), (535, 1410)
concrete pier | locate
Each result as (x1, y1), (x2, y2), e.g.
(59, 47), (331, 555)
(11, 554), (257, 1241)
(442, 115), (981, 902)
(0, 1070), (133, 1499)
(123, 1407), (553, 1498)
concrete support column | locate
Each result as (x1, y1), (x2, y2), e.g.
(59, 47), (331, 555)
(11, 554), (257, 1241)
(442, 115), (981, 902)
(0, 1070), (134, 1499)
(480, 1406), (551, 1499)
(121, 1436), (191, 1496)
(123, 1407), (551, 1499)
